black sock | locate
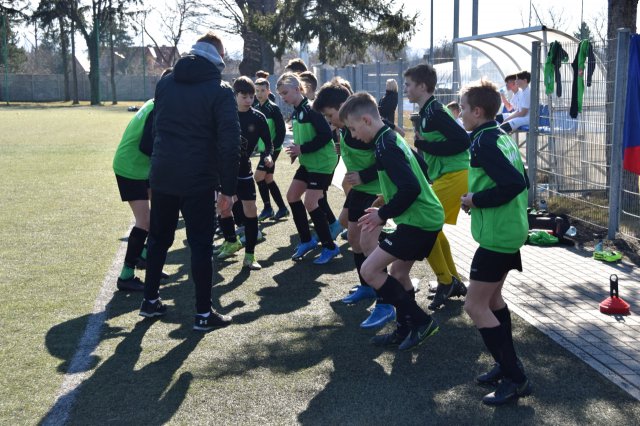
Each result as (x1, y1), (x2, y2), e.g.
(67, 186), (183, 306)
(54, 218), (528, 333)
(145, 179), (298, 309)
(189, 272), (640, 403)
(309, 207), (335, 249)
(220, 216), (236, 242)
(500, 122), (513, 133)
(377, 275), (430, 326)
(290, 200), (311, 242)
(479, 325), (526, 383)
(257, 180), (271, 210)
(268, 181), (286, 210)
(493, 305), (513, 350)
(232, 200), (245, 227)
(243, 217), (258, 254)
(353, 252), (367, 286)
(125, 227), (148, 268)
(319, 193), (336, 224)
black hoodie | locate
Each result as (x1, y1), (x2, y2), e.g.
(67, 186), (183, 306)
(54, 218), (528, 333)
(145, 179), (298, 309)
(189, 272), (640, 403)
(151, 54), (240, 196)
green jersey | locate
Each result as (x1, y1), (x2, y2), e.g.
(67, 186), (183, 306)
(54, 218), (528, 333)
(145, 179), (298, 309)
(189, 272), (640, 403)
(375, 126), (444, 231)
(113, 99), (154, 180)
(416, 96), (470, 181)
(468, 123), (529, 253)
(292, 98), (338, 174)
(340, 129), (380, 195)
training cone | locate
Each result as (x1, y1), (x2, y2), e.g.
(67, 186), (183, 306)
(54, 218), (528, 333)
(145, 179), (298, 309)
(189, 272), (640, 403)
(599, 274), (631, 315)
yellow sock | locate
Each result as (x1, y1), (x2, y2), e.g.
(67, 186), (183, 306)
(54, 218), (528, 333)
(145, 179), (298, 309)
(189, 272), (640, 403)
(426, 238), (453, 285)
(438, 232), (460, 280)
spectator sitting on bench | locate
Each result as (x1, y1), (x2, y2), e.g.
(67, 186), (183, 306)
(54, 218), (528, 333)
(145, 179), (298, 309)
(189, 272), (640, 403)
(496, 71), (530, 133)
(498, 73), (518, 113)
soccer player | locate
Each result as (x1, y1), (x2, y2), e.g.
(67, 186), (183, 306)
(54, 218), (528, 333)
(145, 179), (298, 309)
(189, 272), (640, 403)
(277, 72), (340, 264)
(254, 77), (289, 221)
(340, 92), (443, 350)
(217, 76), (273, 270)
(459, 79), (531, 405)
(404, 64), (469, 310)
(314, 79), (395, 329)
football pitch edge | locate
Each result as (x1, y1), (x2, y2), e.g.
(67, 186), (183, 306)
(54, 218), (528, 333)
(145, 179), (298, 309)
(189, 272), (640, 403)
(40, 225), (131, 425)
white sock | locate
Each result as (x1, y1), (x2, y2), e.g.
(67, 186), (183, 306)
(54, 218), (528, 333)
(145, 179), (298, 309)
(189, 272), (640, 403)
(147, 298), (158, 304)
(197, 311), (211, 317)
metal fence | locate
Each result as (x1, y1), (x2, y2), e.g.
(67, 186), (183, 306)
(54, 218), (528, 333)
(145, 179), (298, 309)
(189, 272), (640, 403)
(0, 72), (238, 102)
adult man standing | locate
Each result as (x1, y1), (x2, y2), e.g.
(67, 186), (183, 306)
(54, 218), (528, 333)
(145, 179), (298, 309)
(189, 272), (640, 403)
(139, 32), (240, 332)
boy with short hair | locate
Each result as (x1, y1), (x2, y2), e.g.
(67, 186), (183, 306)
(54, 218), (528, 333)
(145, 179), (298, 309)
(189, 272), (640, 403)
(340, 92), (443, 350)
(498, 70), (531, 133)
(299, 71), (318, 101)
(254, 77), (289, 221)
(217, 76), (273, 270)
(277, 72), (340, 264)
(459, 79), (531, 405)
(404, 63), (469, 310)
(314, 80), (395, 329)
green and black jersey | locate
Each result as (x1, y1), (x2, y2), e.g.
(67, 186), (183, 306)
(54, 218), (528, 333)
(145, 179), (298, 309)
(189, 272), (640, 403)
(415, 95), (470, 181)
(374, 126), (444, 231)
(292, 98), (338, 174)
(257, 99), (286, 153)
(469, 122), (529, 253)
(113, 99), (154, 180)
(340, 128), (380, 195)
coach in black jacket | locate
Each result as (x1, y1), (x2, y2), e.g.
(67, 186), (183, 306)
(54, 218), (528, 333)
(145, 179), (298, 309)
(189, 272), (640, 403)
(141, 32), (240, 330)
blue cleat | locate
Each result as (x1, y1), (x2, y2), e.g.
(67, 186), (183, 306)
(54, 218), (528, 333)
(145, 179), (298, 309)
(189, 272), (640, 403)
(258, 207), (274, 222)
(292, 237), (318, 260)
(313, 245), (340, 264)
(342, 285), (377, 304)
(273, 208), (290, 220)
(360, 303), (396, 329)
(329, 221), (344, 241)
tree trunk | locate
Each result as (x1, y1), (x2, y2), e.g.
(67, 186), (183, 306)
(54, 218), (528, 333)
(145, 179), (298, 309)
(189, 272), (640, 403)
(58, 17), (70, 102)
(109, 26), (117, 104)
(239, 29), (274, 76)
(71, 18), (79, 104)
(85, 26), (101, 105)
(238, 0), (276, 76)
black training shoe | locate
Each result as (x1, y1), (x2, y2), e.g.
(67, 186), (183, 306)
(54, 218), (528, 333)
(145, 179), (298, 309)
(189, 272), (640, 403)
(117, 276), (145, 292)
(476, 359), (526, 387)
(449, 276), (467, 298)
(370, 328), (409, 347)
(428, 283), (452, 310)
(193, 309), (232, 331)
(482, 378), (532, 405)
(398, 319), (439, 351)
(139, 298), (167, 317)
(476, 363), (503, 386)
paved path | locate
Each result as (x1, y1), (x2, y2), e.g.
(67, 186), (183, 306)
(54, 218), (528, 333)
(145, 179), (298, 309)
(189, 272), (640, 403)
(445, 213), (640, 400)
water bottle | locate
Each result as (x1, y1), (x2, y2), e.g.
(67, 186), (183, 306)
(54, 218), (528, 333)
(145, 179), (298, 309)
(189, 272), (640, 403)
(595, 240), (603, 252)
(539, 199), (548, 211)
(565, 226), (577, 237)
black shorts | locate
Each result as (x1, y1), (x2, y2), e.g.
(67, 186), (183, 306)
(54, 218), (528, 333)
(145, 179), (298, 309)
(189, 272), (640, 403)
(256, 149), (281, 174)
(345, 189), (378, 222)
(470, 247), (523, 282)
(236, 177), (257, 201)
(293, 166), (332, 191)
(115, 174), (149, 201)
(378, 224), (440, 261)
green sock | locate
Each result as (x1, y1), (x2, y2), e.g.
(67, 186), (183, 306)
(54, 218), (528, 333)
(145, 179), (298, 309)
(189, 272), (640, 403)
(119, 265), (135, 280)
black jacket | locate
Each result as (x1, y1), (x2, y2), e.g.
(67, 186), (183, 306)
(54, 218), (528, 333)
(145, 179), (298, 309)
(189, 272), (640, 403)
(378, 90), (398, 124)
(150, 54), (240, 196)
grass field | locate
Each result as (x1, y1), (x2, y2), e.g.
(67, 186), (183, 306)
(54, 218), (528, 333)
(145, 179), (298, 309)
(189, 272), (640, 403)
(1, 103), (640, 425)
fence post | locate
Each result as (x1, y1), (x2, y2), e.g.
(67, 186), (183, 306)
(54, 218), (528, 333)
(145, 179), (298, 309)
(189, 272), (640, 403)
(527, 41), (541, 207)
(608, 28), (631, 239)
(376, 61), (382, 99)
(397, 58), (404, 129)
(359, 64), (364, 93)
(351, 65), (357, 92)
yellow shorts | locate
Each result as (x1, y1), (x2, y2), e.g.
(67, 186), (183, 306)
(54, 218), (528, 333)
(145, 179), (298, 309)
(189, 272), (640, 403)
(432, 169), (468, 225)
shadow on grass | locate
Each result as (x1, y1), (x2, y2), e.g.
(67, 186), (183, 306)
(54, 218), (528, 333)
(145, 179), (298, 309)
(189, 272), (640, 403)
(41, 234), (219, 424)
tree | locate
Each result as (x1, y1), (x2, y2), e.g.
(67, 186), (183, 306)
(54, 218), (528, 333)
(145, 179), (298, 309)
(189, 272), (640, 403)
(205, 0), (417, 77)
(64, 0), (139, 105)
(574, 22), (593, 41)
(144, 0), (206, 67)
(1, 1), (30, 76)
